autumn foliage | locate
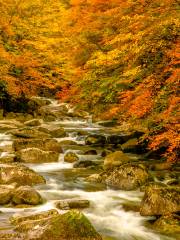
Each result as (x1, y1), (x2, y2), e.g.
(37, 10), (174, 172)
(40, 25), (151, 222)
(0, 0), (179, 162)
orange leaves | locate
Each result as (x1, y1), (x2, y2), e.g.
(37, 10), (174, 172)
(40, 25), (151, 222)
(127, 90), (153, 118)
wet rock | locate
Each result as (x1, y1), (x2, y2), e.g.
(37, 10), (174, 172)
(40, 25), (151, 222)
(13, 138), (62, 152)
(106, 134), (127, 145)
(85, 134), (106, 145)
(121, 138), (143, 154)
(0, 144), (13, 153)
(97, 120), (117, 127)
(56, 199), (90, 210)
(10, 209), (59, 225)
(84, 149), (97, 155)
(59, 140), (78, 145)
(140, 186), (180, 216)
(0, 124), (18, 132)
(103, 151), (135, 170)
(28, 97), (51, 109)
(149, 162), (173, 171)
(12, 186), (42, 205)
(153, 214), (180, 234)
(50, 127), (66, 138)
(122, 201), (140, 212)
(107, 131), (144, 145)
(101, 149), (112, 157)
(86, 174), (103, 183)
(9, 128), (50, 139)
(0, 232), (22, 240)
(0, 185), (14, 204)
(64, 152), (79, 163)
(16, 148), (59, 163)
(0, 163), (46, 186)
(38, 125), (66, 138)
(0, 154), (15, 163)
(68, 109), (89, 118)
(24, 119), (41, 127)
(74, 160), (98, 168)
(11, 210), (102, 240)
(106, 163), (149, 190)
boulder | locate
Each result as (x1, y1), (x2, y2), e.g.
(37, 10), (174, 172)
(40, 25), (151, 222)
(0, 154), (15, 163)
(153, 214), (180, 234)
(64, 152), (79, 163)
(86, 174), (103, 183)
(13, 138), (62, 152)
(10, 209), (59, 225)
(28, 97), (51, 109)
(85, 134), (106, 145)
(84, 150), (97, 155)
(140, 186), (180, 216)
(105, 163), (149, 190)
(16, 148), (59, 163)
(97, 120), (117, 127)
(38, 125), (66, 138)
(12, 186), (42, 205)
(103, 151), (135, 170)
(11, 210), (102, 240)
(0, 163), (46, 186)
(121, 138), (143, 154)
(0, 185), (14, 204)
(106, 134), (127, 145)
(59, 140), (77, 145)
(24, 119), (41, 127)
(0, 124), (18, 132)
(74, 160), (98, 168)
(9, 128), (50, 139)
(56, 199), (90, 210)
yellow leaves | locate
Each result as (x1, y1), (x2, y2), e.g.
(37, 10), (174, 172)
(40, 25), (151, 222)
(86, 49), (121, 67)
(123, 66), (141, 78)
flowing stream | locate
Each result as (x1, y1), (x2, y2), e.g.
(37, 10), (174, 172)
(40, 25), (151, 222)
(0, 98), (177, 240)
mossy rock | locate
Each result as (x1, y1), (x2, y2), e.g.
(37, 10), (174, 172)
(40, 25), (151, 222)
(140, 186), (180, 216)
(0, 163), (46, 186)
(11, 210), (102, 240)
(153, 214), (180, 234)
(105, 163), (149, 190)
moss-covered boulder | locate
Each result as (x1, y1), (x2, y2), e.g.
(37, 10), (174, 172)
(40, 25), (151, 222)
(121, 138), (143, 154)
(105, 163), (149, 190)
(38, 125), (67, 138)
(85, 134), (106, 146)
(12, 186), (43, 205)
(16, 148), (59, 163)
(103, 151), (135, 170)
(140, 186), (180, 216)
(153, 214), (180, 234)
(9, 128), (50, 139)
(11, 210), (102, 240)
(10, 209), (59, 225)
(0, 163), (46, 186)
(0, 185), (14, 204)
(86, 174), (103, 183)
(59, 140), (78, 145)
(64, 152), (79, 163)
(13, 138), (62, 152)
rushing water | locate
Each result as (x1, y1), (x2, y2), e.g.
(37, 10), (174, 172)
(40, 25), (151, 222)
(0, 99), (177, 240)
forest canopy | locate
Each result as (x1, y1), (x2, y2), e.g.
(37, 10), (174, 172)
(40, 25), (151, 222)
(0, 0), (179, 162)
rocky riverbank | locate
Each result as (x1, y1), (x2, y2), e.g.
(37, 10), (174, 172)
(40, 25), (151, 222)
(0, 97), (179, 240)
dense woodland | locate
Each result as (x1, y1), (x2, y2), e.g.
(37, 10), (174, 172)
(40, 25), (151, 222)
(0, 0), (179, 162)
